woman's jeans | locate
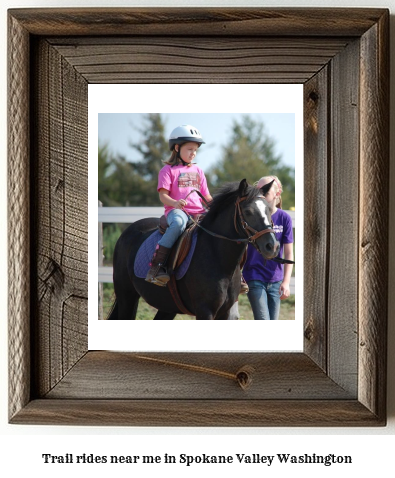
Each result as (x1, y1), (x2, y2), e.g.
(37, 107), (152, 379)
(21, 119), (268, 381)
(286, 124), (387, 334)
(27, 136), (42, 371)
(247, 280), (282, 320)
(158, 209), (189, 248)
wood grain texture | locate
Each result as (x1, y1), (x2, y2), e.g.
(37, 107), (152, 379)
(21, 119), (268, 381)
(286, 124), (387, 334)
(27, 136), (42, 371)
(7, 8), (389, 426)
(11, 399), (384, 427)
(30, 39), (88, 397)
(327, 39), (360, 396)
(359, 13), (389, 419)
(8, 13), (31, 421)
(8, 7), (387, 37)
(303, 68), (329, 370)
(45, 352), (354, 400)
(49, 37), (350, 84)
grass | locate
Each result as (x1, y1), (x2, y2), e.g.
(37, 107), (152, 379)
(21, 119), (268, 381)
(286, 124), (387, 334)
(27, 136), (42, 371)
(102, 283), (295, 320)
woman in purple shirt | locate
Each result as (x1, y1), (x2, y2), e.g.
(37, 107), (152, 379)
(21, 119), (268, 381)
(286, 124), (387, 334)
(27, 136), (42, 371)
(243, 176), (294, 320)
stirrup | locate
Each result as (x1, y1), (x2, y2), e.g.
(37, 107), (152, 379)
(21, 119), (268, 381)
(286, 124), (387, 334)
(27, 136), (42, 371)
(145, 266), (170, 287)
(148, 277), (168, 287)
(152, 270), (170, 286)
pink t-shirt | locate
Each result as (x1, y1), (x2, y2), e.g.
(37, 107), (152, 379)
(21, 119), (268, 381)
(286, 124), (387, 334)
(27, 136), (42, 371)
(157, 164), (210, 216)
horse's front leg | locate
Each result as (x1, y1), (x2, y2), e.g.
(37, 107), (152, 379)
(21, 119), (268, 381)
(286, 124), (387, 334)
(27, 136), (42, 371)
(214, 302), (239, 320)
(227, 301), (240, 320)
(195, 310), (215, 320)
(194, 302), (220, 319)
(153, 310), (177, 320)
(192, 291), (222, 319)
(195, 301), (239, 320)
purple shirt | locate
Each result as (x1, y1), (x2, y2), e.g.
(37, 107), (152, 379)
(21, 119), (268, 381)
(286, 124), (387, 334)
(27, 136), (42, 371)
(158, 164), (210, 216)
(243, 208), (293, 283)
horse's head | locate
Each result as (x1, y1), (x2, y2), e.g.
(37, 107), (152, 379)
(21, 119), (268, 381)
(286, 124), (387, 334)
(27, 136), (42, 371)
(237, 179), (280, 259)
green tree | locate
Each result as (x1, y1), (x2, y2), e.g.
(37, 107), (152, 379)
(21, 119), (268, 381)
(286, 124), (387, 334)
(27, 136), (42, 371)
(98, 114), (168, 207)
(98, 143), (115, 206)
(206, 115), (295, 209)
(98, 114), (170, 266)
(129, 113), (168, 179)
(125, 113), (168, 206)
(98, 143), (145, 206)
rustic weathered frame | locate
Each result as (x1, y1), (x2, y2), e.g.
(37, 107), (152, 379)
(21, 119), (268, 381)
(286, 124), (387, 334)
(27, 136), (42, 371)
(8, 8), (389, 426)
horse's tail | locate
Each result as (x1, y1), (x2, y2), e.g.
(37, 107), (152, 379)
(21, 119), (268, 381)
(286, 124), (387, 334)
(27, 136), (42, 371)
(106, 299), (118, 320)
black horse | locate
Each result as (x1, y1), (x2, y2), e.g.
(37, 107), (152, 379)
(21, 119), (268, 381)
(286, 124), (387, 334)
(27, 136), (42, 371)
(107, 179), (279, 320)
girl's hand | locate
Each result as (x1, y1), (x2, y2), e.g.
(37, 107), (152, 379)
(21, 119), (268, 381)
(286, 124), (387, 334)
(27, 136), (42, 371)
(280, 281), (290, 300)
(174, 199), (187, 209)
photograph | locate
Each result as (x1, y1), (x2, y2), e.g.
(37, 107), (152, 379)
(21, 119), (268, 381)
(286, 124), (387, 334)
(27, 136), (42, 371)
(98, 112), (297, 322)
(89, 85), (304, 351)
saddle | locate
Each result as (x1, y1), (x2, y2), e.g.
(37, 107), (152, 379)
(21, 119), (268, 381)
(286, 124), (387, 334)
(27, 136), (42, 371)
(157, 214), (203, 316)
(158, 214), (202, 274)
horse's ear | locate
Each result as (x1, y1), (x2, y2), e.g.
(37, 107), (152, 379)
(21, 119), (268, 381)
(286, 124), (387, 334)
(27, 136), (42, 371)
(238, 179), (249, 197)
(260, 179), (275, 197)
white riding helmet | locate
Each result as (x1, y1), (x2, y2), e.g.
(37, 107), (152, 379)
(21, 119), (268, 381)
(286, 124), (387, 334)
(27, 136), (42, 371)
(168, 124), (205, 151)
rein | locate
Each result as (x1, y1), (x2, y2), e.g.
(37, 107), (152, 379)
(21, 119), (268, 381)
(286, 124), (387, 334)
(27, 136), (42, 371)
(183, 190), (273, 247)
(183, 189), (295, 265)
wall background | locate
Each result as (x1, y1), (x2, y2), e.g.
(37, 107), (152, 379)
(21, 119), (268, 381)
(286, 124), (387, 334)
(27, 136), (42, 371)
(1, 0), (394, 475)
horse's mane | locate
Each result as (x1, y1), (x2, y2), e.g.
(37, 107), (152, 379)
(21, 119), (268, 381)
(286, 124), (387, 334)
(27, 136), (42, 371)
(202, 181), (261, 223)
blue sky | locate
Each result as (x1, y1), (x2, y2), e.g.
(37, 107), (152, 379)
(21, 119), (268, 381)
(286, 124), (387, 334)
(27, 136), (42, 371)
(98, 112), (295, 172)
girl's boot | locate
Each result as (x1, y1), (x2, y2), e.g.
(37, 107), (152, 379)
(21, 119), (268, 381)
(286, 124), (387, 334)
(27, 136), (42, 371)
(145, 244), (171, 286)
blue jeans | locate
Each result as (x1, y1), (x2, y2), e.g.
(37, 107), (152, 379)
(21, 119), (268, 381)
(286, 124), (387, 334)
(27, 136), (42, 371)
(158, 209), (189, 248)
(247, 280), (282, 320)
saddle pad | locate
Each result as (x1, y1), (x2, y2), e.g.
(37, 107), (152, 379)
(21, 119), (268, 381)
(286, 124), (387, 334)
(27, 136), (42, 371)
(134, 229), (198, 280)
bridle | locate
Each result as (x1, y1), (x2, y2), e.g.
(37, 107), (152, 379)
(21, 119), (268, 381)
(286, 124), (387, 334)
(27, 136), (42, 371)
(233, 195), (275, 253)
(234, 195), (295, 263)
(182, 189), (294, 264)
(183, 190), (275, 254)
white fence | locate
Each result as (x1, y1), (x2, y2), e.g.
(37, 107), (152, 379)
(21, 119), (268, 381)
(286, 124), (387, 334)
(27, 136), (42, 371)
(98, 207), (295, 293)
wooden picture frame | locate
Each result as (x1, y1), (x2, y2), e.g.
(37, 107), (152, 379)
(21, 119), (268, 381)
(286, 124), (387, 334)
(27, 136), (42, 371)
(8, 8), (389, 426)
